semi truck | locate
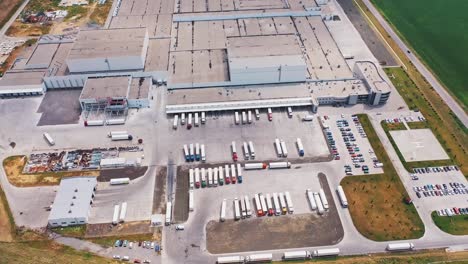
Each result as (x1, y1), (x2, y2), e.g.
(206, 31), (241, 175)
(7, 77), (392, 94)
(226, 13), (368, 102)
(280, 140), (288, 157)
(306, 189), (317, 210)
(319, 189), (329, 210)
(285, 191), (294, 214)
(220, 199), (226, 222)
(181, 113), (186, 125)
(314, 192), (325, 215)
(201, 168), (207, 188)
(313, 248), (340, 257)
(194, 168), (201, 188)
(187, 113), (193, 129)
(259, 193), (268, 216)
(240, 196), (247, 219)
(194, 112), (199, 127)
(112, 204), (120, 225)
(336, 185), (348, 208)
(283, 251), (311, 260)
(84, 120), (104, 126)
(244, 195), (252, 217)
(201, 144), (206, 162)
(242, 111), (247, 124)
(274, 138), (283, 157)
(208, 168), (213, 187)
(278, 192), (287, 214)
(213, 167), (218, 187)
(189, 190), (194, 211)
(173, 115), (178, 129)
(235, 112), (240, 125)
(386, 243), (414, 251)
(244, 163), (267, 170)
(165, 202), (172, 225)
(231, 141), (238, 161)
(248, 141), (255, 159)
(119, 202), (127, 223)
(267, 108), (273, 121)
(236, 163), (243, 183)
(201, 111), (206, 124)
(111, 134), (133, 141)
(269, 162), (291, 169)
(107, 131), (128, 137)
(189, 169), (194, 189)
(110, 178), (130, 185)
(218, 166), (224, 185)
(266, 193), (274, 216)
(217, 256), (244, 264)
(189, 144), (195, 161)
(230, 164), (237, 184)
(246, 253), (272, 262)
(224, 165), (231, 184)
(106, 118), (125, 125)
(234, 198), (241, 220)
(247, 110), (252, 124)
(195, 143), (200, 161)
(254, 193), (264, 216)
(296, 138), (304, 156)
(183, 145), (190, 161)
(243, 142), (250, 160)
(272, 193), (281, 216)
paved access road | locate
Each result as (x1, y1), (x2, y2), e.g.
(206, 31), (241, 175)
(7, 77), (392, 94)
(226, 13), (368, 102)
(361, 0), (468, 128)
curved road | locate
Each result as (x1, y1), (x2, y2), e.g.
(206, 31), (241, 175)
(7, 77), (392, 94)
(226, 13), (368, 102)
(361, 0), (468, 128)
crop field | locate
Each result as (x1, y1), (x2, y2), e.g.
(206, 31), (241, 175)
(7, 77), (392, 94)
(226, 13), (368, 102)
(371, 0), (468, 109)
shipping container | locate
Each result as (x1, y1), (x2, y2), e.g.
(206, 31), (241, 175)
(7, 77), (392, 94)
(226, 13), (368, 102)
(283, 251), (311, 260)
(218, 166), (224, 185)
(280, 140), (288, 157)
(314, 192), (324, 215)
(266, 193), (274, 216)
(313, 248), (340, 257)
(296, 138), (305, 156)
(236, 163), (243, 183)
(247, 110), (252, 124)
(386, 243), (414, 251)
(254, 193), (264, 216)
(85, 120), (104, 126)
(267, 108), (273, 121)
(201, 144), (206, 162)
(208, 168), (213, 187)
(217, 256), (244, 264)
(107, 131), (128, 137)
(234, 112), (240, 125)
(106, 118), (125, 125)
(234, 198), (241, 220)
(43, 132), (55, 145)
(269, 162), (291, 169)
(244, 195), (252, 217)
(231, 141), (238, 161)
(244, 163), (267, 170)
(189, 190), (194, 211)
(274, 138), (283, 157)
(246, 253), (272, 262)
(187, 113), (193, 129)
(195, 143), (200, 161)
(111, 134), (133, 141)
(306, 189), (317, 210)
(189, 144), (195, 161)
(173, 115), (178, 129)
(220, 199), (226, 222)
(272, 193), (281, 216)
(224, 165), (231, 184)
(319, 189), (329, 210)
(279, 192), (287, 214)
(243, 142), (250, 160)
(112, 204), (120, 225)
(194, 168), (200, 188)
(230, 164), (237, 184)
(248, 141), (255, 159)
(242, 111), (247, 124)
(285, 191), (294, 214)
(165, 202), (172, 225)
(119, 202), (127, 223)
(213, 167), (219, 187)
(201, 168), (207, 188)
(189, 169), (194, 189)
(336, 185), (348, 208)
(181, 113), (186, 125)
(240, 196), (246, 219)
(110, 178), (130, 185)
(201, 111), (206, 124)
(183, 145), (190, 161)
(194, 112), (199, 127)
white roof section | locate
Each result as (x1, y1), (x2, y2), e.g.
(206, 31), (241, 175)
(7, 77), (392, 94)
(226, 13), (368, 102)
(48, 177), (97, 222)
(100, 157), (126, 167)
(355, 61), (390, 93)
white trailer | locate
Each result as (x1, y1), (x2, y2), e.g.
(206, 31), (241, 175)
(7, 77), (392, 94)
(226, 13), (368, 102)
(284, 191), (294, 214)
(219, 166), (224, 185)
(110, 178), (130, 185)
(283, 251), (311, 260)
(181, 113), (186, 125)
(269, 162), (291, 169)
(111, 134), (132, 141)
(194, 112), (199, 127)
(243, 142), (250, 160)
(189, 169), (194, 189)
(201, 168), (207, 187)
(386, 243), (414, 251)
(173, 115), (178, 129)
(85, 120), (104, 126)
(248, 141), (255, 159)
(165, 202), (172, 225)
(234, 112), (240, 125)
(224, 164), (230, 184)
(189, 144), (194, 161)
(241, 111), (247, 124)
(231, 164), (237, 182)
(274, 138), (283, 157)
(183, 144), (189, 161)
(208, 168), (213, 187)
(266, 193), (274, 216)
(244, 195), (252, 217)
(244, 163), (266, 170)
(255, 109), (260, 120)
(107, 131), (128, 137)
(240, 196), (247, 219)
(296, 138), (305, 156)
(306, 189), (317, 210)
(313, 248), (340, 257)
(194, 168), (200, 188)
(272, 192), (281, 216)
(234, 198), (241, 220)
(287, 107), (293, 117)
(337, 185), (348, 208)
(201, 111), (206, 124)
(119, 202), (127, 223)
(247, 110), (252, 124)
(319, 189), (329, 210)
(246, 253), (272, 262)
(213, 167), (218, 187)
(236, 163), (242, 180)
(112, 204), (120, 225)
(280, 140), (288, 157)
(259, 194), (268, 216)
(278, 192), (287, 215)
(43, 132), (55, 145)
(188, 113), (193, 128)
(217, 256), (245, 264)
(254, 193), (263, 216)
(106, 118), (125, 125)
(220, 199), (226, 222)
(189, 190), (194, 212)
(201, 144), (206, 162)
(195, 143), (200, 161)
(314, 192), (324, 215)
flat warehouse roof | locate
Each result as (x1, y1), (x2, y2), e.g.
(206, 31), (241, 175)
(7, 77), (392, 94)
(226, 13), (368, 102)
(80, 76), (130, 99)
(227, 35), (302, 58)
(68, 28), (147, 60)
(26, 43), (59, 68)
(128, 77), (151, 99)
(0, 71), (45, 87)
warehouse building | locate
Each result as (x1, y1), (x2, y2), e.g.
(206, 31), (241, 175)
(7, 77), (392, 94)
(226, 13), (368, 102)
(48, 177), (97, 227)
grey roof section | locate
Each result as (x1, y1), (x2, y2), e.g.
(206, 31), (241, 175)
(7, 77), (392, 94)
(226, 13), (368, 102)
(68, 28), (147, 60)
(80, 76), (130, 100)
(227, 35), (302, 58)
(128, 77), (151, 99)
(25, 43), (59, 69)
(0, 71), (45, 88)
(48, 177), (97, 222)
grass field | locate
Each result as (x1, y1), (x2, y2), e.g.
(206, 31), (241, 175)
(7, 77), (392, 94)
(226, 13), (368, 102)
(371, 0), (468, 109)
(431, 211), (468, 236)
(341, 114), (424, 241)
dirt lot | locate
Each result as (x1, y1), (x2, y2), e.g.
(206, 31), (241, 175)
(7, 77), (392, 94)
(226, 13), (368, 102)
(206, 173), (343, 254)
(37, 89), (82, 126)
(98, 166), (148, 182)
(173, 166), (189, 222)
(0, 0), (23, 28)
(3, 155), (99, 187)
(152, 166), (167, 214)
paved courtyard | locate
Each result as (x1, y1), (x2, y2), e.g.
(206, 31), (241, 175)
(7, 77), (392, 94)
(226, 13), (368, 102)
(390, 129), (449, 162)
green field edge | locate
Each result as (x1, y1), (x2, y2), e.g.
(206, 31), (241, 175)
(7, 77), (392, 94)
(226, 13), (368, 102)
(431, 211), (468, 236)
